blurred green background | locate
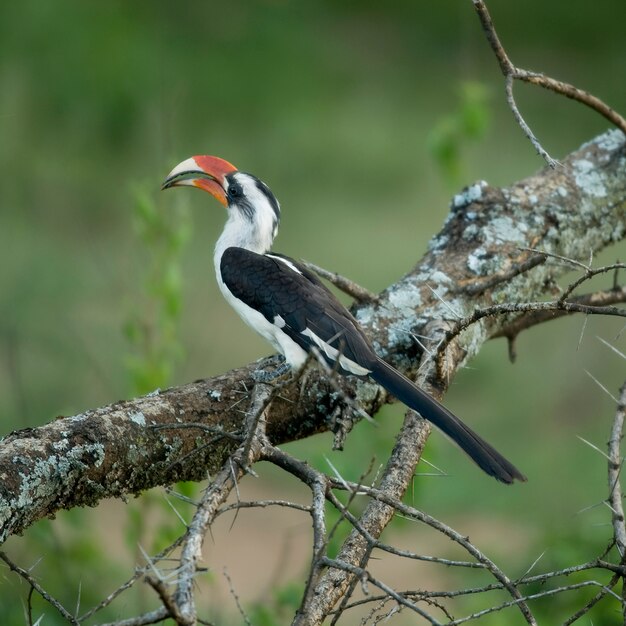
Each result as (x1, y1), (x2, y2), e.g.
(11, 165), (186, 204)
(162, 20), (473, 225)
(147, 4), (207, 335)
(1, 1), (626, 624)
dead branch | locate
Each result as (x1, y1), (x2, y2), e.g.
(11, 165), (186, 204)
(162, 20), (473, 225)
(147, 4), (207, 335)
(0, 551), (80, 625)
(438, 280), (626, 373)
(172, 383), (273, 624)
(302, 260), (379, 303)
(608, 383), (626, 557)
(472, 0), (626, 165)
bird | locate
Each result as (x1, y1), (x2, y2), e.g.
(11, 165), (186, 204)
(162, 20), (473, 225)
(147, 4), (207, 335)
(162, 155), (526, 484)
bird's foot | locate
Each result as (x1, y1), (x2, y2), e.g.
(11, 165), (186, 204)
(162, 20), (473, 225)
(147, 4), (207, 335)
(253, 359), (292, 383)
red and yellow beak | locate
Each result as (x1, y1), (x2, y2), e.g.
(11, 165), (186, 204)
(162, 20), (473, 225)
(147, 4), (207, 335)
(161, 155), (238, 207)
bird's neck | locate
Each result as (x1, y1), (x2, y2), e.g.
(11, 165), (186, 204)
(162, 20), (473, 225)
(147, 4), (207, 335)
(214, 211), (276, 273)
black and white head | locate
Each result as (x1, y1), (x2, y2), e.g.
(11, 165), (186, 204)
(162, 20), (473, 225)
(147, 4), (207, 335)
(162, 155), (280, 253)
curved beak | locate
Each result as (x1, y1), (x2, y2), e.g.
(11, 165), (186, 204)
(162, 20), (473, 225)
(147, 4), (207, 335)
(161, 155), (238, 207)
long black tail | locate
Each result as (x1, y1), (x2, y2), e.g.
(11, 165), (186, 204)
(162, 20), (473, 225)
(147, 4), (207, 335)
(369, 357), (526, 484)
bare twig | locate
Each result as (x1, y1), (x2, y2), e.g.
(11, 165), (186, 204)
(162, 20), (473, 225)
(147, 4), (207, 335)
(173, 383), (274, 624)
(460, 253), (546, 296)
(223, 567), (252, 626)
(329, 479), (536, 625)
(303, 260), (378, 303)
(260, 445), (329, 620)
(438, 289), (626, 372)
(98, 607), (170, 626)
(217, 499), (311, 516)
(562, 573), (621, 626)
(437, 262), (626, 373)
(472, 0), (626, 164)
(447, 579), (620, 625)
(608, 383), (626, 556)
(493, 285), (626, 346)
(326, 489), (486, 568)
(505, 74), (558, 167)
(0, 551), (80, 625)
(559, 263), (626, 304)
(79, 535), (185, 622)
(320, 557), (441, 624)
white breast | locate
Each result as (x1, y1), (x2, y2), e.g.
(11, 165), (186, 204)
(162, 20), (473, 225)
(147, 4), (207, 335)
(216, 273), (309, 369)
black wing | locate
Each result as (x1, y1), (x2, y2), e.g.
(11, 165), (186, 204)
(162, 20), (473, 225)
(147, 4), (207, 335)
(220, 248), (525, 483)
(220, 247), (377, 371)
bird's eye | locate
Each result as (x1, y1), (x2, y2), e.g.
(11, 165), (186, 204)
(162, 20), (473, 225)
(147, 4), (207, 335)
(229, 184), (242, 198)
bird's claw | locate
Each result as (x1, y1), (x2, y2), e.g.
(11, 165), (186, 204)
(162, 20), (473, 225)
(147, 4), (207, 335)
(253, 360), (292, 383)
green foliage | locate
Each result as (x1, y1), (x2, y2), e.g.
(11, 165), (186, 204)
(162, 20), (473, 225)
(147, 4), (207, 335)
(428, 81), (491, 188)
(3, 512), (124, 626)
(124, 186), (191, 396)
(523, 527), (620, 624)
(248, 580), (303, 626)
(123, 187), (198, 583)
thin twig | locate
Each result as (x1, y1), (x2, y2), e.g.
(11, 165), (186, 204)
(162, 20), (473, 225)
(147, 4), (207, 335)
(562, 573), (621, 626)
(437, 279), (626, 373)
(223, 567), (252, 626)
(460, 253), (546, 296)
(559, 263), (626, 304)
(0, 551), (80, 625)
(173, 383), (273, 624)
(320, 557), (442, 625)
(146, 577), (187, 625)
(98, 607), (170, 626)
(326, 489), (485, 568)
(608, 383), (626, 556)
(329, 479), (536, 624)
(493, 285), (626, 345)
(217, 499), (311, 516)
(505, 74), (558, 167)
(472, 0), (626, 165)
(303, 260), (378, 303)
(79, 535), (185, 622)
(260, 445), (329, 619)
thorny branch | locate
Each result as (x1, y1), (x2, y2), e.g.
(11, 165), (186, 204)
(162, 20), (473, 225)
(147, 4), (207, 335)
(171, 383), (274, 625)
(437, 258), (626, 372)
(149, 371), (625, 624)
(472, 0), (626, 165)
(608, 384), (626, 558)
(303, 260), (378, 304)
(11, 362), (622, 625)
(0, 551), (80, 625)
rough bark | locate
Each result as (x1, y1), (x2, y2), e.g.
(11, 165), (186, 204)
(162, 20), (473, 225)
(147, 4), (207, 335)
(1, 129), (625, 545)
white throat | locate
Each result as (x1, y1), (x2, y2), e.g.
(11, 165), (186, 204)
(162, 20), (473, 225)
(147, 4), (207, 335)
(214, 210), (277, 287)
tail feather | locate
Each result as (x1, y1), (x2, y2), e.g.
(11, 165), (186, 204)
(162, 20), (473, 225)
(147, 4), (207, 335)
(370, 357), (526, 484)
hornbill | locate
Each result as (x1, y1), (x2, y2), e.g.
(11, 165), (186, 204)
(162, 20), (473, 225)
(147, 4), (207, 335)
(162, 155), (525, 484)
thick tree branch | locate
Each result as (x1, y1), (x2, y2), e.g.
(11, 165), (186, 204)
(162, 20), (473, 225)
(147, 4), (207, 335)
(1, 129), (625, 548)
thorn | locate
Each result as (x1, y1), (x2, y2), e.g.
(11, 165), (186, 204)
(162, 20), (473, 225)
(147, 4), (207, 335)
(577, 315), (589, 351)
(519, 551), (546, 579)
(418, 457), (449, 477)
(425, 283), (463, 319)
(584, 370), (619, 404)
(576, 435), (611, 461)
(597, 336), (626, 360)
(325, 456), (350, 490)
